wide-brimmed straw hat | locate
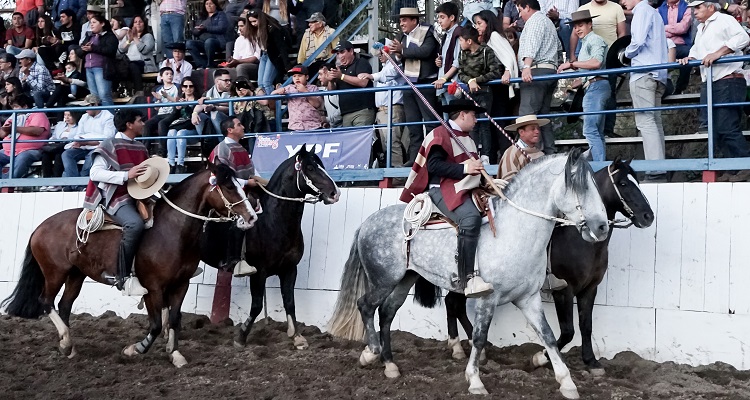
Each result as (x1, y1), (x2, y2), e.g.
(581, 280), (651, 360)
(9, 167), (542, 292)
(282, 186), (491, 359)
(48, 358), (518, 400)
(86, 5), (104, 13)
(127, 157), (170, 199)
(439, 99), (485, 115)
(566, 10), (598, 25)
(506, 115), (550, 131)
(397, 7), (424, 18)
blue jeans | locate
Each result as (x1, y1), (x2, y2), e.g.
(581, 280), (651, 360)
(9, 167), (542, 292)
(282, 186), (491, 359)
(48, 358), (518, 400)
(558, 19), (572, 56)
(0, 149), (42, 178)
(32, 91), (50, 109)
(160, 13), (185, 57)
(710, 77), (750, 158)
(258, 52), (277, 95)
(61, 147), (94, 177)
(196, 111), (229, 136)
(167, 128), (195, 165)
(86, 67), (113, 106)
(582, 79), (611, 161)
(186, 38), (224, 69)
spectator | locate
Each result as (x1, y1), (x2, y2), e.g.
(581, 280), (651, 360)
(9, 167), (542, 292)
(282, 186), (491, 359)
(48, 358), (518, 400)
(0, 94), (50, 179)
(79, 5), (105, 46)
(159, 0), (188, 58)
(51, 0), (86, 28)
(186, 0), (230, 69)
(297, 12), (339, 76)
(46, 61), (84, 108)
(358, 48), (409, 167)
(81, 14), (118, 106)
(557, 10), (610, 161)
(226, 17), (260, 80)
(118, 15), (156, 96)
(112, 0), (146, 27)
(144, 67), (180, 156)
(542, 0), (579, 55)
(317, 64), (342, 128)
(32, 15), (56, 67)
(517, 0), (560, 155)
(192, 69), (233, 151)
(326, 40), (375, 127)
(14, 0), (44, 29)
(232, 77), (269, 134)
(0, 77), (23, 113)
(432, 2), (462, 106)
(659, 0), (693, 94)
(158, 43), (193, 86)
(498, 115), (545, 180)
(504, 0), (526, 31)
(40, 110), (81, 191)
(680, 0), (750, 181)
(623, 0), (669, 182)
(269, 65), (322, 131)
(463, 0), (496, 22)
(246, 9), (291, 96)
(0, 53), (19, 95)
(16, 49), (55, 108)
(61, 94), (116, 180)
(289, 0), (325, 45)
(261, 0), (291, 31)
(390, 7), (440, 166)
(5, 12), (35, 56)
(166, 77), (199, 174)
(110, 16), (129, 41)
(50, 9), (81, 63)
(457, 26), (503, 160)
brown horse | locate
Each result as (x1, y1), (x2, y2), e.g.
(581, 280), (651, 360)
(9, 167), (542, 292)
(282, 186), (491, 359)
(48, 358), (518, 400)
(1, 163), (257, 367)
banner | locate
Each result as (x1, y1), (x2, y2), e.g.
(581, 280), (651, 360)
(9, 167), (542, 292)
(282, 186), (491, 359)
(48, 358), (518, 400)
(252, 127), (373, 174)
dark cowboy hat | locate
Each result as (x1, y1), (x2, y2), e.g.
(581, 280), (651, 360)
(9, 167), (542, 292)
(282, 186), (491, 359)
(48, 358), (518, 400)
(439, 99), (486, 115)
(166, 42), (186, 52)
(561, 88), (584, 123)
(566, 10), (598, 25)
(606, 35), (632, 69)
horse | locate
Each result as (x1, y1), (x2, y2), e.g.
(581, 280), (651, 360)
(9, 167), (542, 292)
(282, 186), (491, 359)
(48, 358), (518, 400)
(424, 157), (654, 376)
(200, 145), (340, 350)
(327, 150), (610, 398)
(1, 163), (258, 368)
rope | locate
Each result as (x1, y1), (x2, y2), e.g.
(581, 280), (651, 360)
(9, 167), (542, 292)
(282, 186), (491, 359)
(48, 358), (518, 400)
(402, 193), (434, 240)
(257, 182), (319, 203)
(76, 206), (104, 245)
(159, 189), (234, 222)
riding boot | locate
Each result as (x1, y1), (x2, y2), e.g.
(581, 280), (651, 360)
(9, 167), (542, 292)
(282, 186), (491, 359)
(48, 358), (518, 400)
(457, 229), (494, 298)
(220, 226), (256, 277)
(119, 241), (148, 296)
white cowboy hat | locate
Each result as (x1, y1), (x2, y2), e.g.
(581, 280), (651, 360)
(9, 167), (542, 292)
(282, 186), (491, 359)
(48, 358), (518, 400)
(397, 7), (424, 18)
(505, 115), (550, 131)
(127, 157), (170, 199)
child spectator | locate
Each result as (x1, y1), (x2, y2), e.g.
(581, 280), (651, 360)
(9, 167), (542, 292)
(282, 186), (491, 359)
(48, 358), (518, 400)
(144, 67), (179, 156)
(456, 26), (503, 159)
(269, 65), (322, 131)
(432, 2), (462, 106)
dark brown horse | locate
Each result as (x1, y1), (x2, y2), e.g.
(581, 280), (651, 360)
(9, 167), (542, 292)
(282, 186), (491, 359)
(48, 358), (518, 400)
(2, 163), (257, 367)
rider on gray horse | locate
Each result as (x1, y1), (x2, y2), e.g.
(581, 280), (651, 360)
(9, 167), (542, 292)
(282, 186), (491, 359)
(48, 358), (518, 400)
(400, 99), (494, 298)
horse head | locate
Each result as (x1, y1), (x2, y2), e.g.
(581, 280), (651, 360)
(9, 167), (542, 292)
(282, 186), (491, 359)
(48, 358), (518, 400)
(598, 157), (654, 228)
(293, 145), (340, 204)
(206, 162), (258, 229)
(554, 148), (609, 243)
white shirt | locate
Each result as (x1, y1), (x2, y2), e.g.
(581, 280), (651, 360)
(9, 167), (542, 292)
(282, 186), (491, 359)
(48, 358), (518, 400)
(52, 122), (78, 140)
(65, 110), (116, 150)
(689, 11), (750, 82)
(540, 0), (578, 20)
(372, 61), (405, 107)
(158, 58), (193, 86)
(233, 36), (261, 61)
(90, 132), (133, 185)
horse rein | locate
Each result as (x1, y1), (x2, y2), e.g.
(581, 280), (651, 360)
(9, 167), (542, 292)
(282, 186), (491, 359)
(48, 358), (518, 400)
(607, 165), (636, 229)
(257, 156), (330, 204)
(159, 179), (247, 223)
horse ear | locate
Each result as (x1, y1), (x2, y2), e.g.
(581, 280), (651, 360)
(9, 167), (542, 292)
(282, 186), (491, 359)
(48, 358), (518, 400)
(626, 157), (634, 166)
(297, 144), (308, 155)
(569, 147), (583, 162)
(207, 161), (218, 174)
(612, 155), (622, 165)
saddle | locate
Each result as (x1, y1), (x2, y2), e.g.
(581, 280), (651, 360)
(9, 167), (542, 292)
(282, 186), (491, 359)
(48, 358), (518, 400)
(419, 187), (497, 238)
(79, 200), (156, 234)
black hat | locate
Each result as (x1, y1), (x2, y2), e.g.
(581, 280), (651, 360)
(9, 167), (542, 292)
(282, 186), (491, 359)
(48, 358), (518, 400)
(561, 89), (584, 124)
(233, 77), (256, 90)
(566, 10), (597, 25)
(606, 35), (632, 69)
(288, 64), (309, 76)
(167, 42), (186, 52)
(439, 99), (486, 115)
(333, 40), (354, 52)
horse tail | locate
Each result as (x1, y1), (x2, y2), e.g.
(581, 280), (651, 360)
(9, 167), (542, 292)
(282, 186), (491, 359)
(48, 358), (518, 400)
(1, 244), (46, 319)
(327, 229), (368, 341)
(413, 276), (442, 308)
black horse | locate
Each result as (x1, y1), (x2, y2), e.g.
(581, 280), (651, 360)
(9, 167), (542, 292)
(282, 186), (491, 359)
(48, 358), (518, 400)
(416, 157), (654, 374)
(202, 146), (340, 349)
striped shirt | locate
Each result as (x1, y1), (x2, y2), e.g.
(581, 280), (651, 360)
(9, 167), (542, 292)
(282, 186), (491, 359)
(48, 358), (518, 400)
(498, 140), (544, 181)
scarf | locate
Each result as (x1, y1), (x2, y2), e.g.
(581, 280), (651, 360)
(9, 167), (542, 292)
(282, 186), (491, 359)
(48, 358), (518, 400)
(487, 31), (519, 99)
(403, 24), (432, 82)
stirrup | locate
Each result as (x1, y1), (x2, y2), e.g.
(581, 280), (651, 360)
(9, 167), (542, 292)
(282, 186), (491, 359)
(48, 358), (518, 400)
(233, 260), (257, 277)
(122, 276), (149, 296)
(464, 275), (494, 298)
(542, 273), (568, 293)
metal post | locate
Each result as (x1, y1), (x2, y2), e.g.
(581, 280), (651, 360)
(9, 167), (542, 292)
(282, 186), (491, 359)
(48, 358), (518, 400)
(7, 111), (16, 179)
(368, 0), (379, 71)
(386, 88), (393, 168)
(706, 65), (714, 164)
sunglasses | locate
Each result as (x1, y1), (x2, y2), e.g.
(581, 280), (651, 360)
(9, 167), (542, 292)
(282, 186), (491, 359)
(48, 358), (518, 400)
(217, 78), (231, 82)
(181, 84), (194, 88)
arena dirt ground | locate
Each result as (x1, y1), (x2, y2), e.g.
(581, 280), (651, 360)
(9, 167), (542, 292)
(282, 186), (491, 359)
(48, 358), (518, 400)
(1, 311), (749, 400)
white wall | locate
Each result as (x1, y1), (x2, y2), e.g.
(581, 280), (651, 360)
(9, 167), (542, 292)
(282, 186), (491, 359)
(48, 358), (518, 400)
(2, 184), (750, 369)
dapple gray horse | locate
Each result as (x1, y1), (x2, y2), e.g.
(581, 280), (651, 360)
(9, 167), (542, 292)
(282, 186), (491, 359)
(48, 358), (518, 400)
(328, 151), (609, 398)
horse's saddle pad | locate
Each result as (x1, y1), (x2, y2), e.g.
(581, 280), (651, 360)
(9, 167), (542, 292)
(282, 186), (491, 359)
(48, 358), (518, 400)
(83, 201), (154, 231)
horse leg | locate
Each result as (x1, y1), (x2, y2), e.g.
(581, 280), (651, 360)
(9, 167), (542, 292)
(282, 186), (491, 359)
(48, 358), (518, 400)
(278, 267), (307, 350)
(161, 307), (169, 338)
(378, 273), (419, 379)
(514, 292), (580, 400)
(123, 289), (163, 357)
(234, 272), (266, 347)
(464, 294), (498, 395)
(533, 288), (576, 369)
(53, 269), (85, 358)
(577, 285), (604, 375)
(165, 282), (190, 368)
(445, 292), (468, 360)
(357, 285), (397, 368)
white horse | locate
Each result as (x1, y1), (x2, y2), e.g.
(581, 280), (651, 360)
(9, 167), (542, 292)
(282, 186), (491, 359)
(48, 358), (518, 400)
(327, 150), (609, 398)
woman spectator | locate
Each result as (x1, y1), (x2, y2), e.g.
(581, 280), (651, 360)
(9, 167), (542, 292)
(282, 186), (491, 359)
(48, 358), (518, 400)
(227, 18), (260, 80)
(0, 77), (22, 123)
(232, 77), (269, 134)
(40, 110), (80, 191)
(186, 0), (229, 69)
(246, 9), (291, 96)
(263, 0), (291, 32)
(110, 17), (129, 41)
(118, 15), (156, 96)
(80, 14), (117, 106)
(33, 14), (56, 68)
(166, 77), (198, 174)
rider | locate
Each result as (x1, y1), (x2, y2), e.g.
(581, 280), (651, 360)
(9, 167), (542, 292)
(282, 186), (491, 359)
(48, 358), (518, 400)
(209, 116), (257, 277)
(83, 109), (168, 296)
(500, 114), (568, 291)
(400, 99), (494, 298)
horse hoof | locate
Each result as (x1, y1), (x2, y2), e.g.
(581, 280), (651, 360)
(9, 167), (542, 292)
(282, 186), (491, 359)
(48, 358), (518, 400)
(293, 335), (309, 350)
(589, 367), (606, 377)
(59, 344), (73, 357)
(465, 373), (488, 395)
(384, 362), (400, 379)
(453, 349), (467, 360)
(233, 340), (246, 349)
(532, 350), (549, 368)
(122, 344), (139, 357)
(170, 350), (188, 368)
(559, 386), (580, 399)
(448, 338), (467, 360)
(359, 346), (378, 366)
(468, 386), (489, 395)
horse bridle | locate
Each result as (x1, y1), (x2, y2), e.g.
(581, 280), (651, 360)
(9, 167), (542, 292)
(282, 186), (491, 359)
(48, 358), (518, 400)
(210, 179), (250, 219)
(160, 178), (250, 223)
(258, 155), (332, 204)
(607, 165), (636, 228)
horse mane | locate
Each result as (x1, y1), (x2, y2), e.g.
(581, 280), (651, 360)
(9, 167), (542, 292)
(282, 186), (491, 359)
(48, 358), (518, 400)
(564, 149), (595, 196)
(502, 153), (567, 198)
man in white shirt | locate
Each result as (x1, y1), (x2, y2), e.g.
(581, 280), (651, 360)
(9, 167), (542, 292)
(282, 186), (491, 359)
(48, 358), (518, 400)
(680, 0), (750, 181)
(61, 94), (116, 179)
(158, 43), (193, 86)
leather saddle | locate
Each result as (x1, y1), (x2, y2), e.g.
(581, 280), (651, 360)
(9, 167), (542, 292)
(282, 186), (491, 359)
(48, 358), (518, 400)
(83, 200), (156, 231)
(420, 187), (497, 237)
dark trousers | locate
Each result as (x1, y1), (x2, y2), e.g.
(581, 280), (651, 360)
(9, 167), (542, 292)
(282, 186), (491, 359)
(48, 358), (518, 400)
(519, 68), (557, 154)
(144, 113), (178, 156)
(404, 84), (439, 164)
(40, 143), (66, 177)
(429, 187), (481, 282)
(604, 73), (618, 137)
(674, 44), (691, 94)
(709, 77), (750, 158)
(110, 203), (145, 281)
(470, 90), (493, 160)
(128, 61), (146, 92)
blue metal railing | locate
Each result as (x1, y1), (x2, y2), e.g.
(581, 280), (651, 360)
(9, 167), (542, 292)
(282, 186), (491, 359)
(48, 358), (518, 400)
(2, 54), (749, 187)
